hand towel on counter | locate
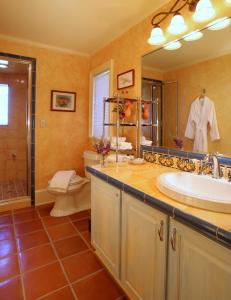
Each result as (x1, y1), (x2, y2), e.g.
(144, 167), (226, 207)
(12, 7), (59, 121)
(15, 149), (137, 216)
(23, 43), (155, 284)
(49, 170), (76, 193)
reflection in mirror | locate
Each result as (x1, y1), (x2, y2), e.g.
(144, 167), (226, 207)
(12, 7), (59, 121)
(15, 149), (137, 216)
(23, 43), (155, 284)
(142, 17), (231, 156)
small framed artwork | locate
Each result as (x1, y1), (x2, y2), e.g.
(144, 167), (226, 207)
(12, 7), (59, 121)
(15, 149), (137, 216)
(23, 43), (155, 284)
(117, 69), (135, 90)
(51, 90), (76, 112)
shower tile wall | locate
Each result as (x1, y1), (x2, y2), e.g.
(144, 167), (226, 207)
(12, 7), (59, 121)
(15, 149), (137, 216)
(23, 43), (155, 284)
(0, 73), (27, 190)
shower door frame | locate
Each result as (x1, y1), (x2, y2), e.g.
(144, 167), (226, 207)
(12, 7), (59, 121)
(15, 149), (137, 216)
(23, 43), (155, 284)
(0, 52), (36, 206)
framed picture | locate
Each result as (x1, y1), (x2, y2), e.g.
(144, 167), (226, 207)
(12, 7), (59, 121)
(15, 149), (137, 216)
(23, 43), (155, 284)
(51, 90), (76, 112)
(117, 69), (135, 90)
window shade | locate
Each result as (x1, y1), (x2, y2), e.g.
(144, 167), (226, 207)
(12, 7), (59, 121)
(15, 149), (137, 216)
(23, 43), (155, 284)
(92, 71), (109, 139)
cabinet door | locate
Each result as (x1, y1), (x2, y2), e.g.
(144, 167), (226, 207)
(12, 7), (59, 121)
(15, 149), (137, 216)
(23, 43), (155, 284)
(121, 192), (167, 300)
(168, 219), (231, 300)
(91, 176), (121, 278)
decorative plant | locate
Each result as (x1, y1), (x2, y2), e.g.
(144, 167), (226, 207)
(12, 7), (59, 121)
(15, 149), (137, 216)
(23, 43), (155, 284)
(112, 100), (133, 120)
(173, 136), (183, 150)
(94, 138), (111, 166)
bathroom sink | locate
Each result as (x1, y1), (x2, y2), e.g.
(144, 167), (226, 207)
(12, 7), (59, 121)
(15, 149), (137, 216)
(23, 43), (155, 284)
(157, 172), (231, 213)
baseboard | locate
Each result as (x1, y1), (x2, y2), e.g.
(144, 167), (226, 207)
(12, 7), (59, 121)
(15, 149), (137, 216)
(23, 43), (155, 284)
(35, 189), (55, 206)
(0, 196), (31, 212)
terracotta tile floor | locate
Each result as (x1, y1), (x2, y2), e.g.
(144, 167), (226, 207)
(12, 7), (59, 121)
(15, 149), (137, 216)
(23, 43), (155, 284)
(0, 204), (127, 300)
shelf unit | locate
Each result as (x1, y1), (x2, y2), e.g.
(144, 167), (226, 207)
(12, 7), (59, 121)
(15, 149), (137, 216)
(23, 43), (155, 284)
(103, 96), (139, 162)
(140, 99), (160, 146)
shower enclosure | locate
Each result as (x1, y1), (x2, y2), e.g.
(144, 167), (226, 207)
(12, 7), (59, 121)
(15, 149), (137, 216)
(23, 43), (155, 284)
(0, 54), (36, 206)
(141, 78), (178, 148)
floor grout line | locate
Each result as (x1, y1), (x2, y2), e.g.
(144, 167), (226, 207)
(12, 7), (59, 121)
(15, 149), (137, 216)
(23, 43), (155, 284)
(36, 284), (71, 300)
(11, 212), (27, 300)
(71, 268), (105, 285)
(40, 216), (79, 300)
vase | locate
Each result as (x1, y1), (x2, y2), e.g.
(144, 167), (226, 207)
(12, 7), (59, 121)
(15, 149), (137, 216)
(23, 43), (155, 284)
(100, 155), (106, 167)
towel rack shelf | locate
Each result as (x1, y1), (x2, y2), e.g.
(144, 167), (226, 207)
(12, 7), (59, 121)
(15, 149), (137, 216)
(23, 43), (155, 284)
(103, 96), (140, 162)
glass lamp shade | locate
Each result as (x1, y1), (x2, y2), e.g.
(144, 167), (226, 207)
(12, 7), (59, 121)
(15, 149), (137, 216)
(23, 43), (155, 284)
(183, 30), (203, 41)
(167, 14), (187, 35)
(225, 0), (231, 6)
(208, 17), (231, 30)
(193, 0), (216, 23)
(148, 26), (166, 45)
(164, 40), (182, 51)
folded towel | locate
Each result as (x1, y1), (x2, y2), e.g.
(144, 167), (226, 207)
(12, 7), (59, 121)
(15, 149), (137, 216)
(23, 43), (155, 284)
(49, 170), (76, 193)
(48, 177), (89, 193)
(69, 175), (84, 186)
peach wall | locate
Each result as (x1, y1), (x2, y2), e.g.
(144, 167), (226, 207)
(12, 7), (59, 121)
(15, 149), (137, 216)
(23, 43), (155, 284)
(0, 40), (90, 190)
(163, 53), (231, 155)
(0, 73), (27, 182)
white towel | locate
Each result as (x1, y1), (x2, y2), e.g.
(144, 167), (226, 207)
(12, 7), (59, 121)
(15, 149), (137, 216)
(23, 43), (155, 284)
(49, 170), (76, 193)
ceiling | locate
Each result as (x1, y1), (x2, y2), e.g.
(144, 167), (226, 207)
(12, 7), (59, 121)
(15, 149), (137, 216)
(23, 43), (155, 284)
(0, 0), (169, 55)
(142, 24), (231, 72)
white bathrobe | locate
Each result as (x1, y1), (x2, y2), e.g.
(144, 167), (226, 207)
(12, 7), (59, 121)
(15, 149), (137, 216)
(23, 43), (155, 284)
(185, 96), (220, 153)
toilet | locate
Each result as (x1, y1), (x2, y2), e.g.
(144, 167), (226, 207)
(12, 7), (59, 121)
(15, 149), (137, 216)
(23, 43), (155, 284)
(47, 150), (100, 217)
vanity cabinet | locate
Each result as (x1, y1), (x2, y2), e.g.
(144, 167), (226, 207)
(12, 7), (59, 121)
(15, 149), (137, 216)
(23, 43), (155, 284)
(121, 192), (168, 300)
(167, 219), (231, 300)
(91, 175), (231, 300)
(91, 176), (121, 278)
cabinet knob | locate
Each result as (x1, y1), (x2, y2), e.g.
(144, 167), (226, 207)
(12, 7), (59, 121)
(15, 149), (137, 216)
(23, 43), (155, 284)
(170, 228), (177, 251)
(158, 220), (164, 241)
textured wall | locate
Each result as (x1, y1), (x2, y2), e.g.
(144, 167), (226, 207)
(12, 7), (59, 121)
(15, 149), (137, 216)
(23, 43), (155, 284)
(0, 73), (27, 182)
(0, 40), (90, 190)
(163, 53), (231, 155)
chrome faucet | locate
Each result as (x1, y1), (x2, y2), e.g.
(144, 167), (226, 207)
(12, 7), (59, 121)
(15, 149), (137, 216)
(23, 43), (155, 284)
(202, 153), (221, 179)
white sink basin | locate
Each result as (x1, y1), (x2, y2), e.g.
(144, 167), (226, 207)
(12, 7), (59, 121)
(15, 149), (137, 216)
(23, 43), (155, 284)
(157, 172), (231, 213)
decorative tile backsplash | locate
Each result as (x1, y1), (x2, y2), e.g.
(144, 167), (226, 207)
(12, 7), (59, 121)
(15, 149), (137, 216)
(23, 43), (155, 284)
(143, 150), (231, 180)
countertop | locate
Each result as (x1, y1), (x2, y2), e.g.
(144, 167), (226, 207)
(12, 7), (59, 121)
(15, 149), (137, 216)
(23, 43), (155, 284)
(87, 162), (231, 248)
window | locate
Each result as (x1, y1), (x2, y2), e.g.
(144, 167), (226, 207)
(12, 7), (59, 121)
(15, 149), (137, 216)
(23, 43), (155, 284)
(92, 70), (110, 139)
(0, 84), (9, 125)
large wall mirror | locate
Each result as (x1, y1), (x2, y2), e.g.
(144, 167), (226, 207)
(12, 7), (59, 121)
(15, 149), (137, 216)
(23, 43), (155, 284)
(141, 17), (231, 157)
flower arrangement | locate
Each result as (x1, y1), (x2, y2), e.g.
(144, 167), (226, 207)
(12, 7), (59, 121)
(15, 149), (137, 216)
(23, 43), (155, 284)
(173, 136), (183, 150)
(94, 138), (111, 166)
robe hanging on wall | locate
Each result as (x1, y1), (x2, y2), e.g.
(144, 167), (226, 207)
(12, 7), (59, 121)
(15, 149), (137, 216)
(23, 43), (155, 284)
(185, 96), (220, 153)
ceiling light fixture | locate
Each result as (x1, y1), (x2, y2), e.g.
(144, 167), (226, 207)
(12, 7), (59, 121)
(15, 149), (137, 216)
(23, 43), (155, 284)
(193, 0), (216, 23)
(148, 26), (166, 45)
(168, 13), (188, 35)
(164, 40), (182, 50)
(225, 0), (231, 6)
(207, 17), (231, 30)
(148, 0), (201, 45)
(0, 60), (8, 69)
(183, 30), (203, 41)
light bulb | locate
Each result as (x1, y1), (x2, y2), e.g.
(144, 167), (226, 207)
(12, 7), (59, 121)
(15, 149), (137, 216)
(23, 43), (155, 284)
(183, 30), (203, 41)
(193, 0), (216, 23)
(0, 64), (8, 69)
(167, 13), (187, 35)
(148, 26), (166, 45)
(225, 0), (231, 6)
(207, 17), (231, 30)
(164, 40), (182, 51)
(0, 60), (8, 66)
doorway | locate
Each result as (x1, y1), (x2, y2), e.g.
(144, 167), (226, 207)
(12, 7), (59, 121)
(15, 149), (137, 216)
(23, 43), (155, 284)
(0, 53), (36, 206)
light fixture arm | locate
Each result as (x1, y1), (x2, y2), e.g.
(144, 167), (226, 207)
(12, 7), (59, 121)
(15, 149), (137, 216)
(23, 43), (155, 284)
(151, 0), (199, 27)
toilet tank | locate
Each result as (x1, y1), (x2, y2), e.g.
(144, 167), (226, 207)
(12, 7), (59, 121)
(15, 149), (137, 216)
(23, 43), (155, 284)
(83, 150), (100, 179)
